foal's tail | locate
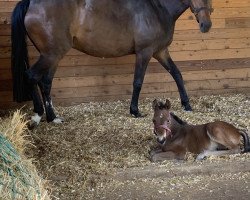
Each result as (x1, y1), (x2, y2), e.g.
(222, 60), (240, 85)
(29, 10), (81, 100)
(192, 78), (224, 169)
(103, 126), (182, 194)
(11, 0), (31, 102)
(240, 130), (250, 153)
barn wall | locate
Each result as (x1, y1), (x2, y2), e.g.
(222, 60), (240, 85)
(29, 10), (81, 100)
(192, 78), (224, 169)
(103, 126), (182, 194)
(1, 0), (250, 108)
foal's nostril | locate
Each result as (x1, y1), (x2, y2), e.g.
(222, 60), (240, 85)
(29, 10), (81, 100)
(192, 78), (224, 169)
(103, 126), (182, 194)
(200, 22), (204, 28)
(157, 137), (165, 144)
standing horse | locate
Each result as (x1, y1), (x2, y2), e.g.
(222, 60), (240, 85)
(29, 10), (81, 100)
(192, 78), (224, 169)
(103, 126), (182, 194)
(11, 0), (213, 125)
(150, 99), (250, 162)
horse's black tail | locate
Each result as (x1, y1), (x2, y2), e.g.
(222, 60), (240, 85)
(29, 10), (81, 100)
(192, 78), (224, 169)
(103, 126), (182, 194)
(240, 130), (250, 153)
(11, 0), (31, 102)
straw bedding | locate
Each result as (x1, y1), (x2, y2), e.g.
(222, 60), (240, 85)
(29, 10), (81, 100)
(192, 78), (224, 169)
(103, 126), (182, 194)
(20, 93), (250, 199)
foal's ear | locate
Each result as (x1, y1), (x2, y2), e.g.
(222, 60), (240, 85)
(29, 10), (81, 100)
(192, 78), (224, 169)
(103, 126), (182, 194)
(152, 99), (159, 110)
(165, 99), (171, 109)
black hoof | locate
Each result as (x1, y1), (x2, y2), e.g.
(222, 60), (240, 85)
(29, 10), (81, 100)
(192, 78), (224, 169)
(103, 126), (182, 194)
(130, 110), (147, 118)
(183, 103), (192, 111)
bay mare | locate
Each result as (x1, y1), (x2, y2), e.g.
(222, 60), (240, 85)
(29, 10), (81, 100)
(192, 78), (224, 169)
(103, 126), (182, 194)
(151, 99), (250, 162)
(11, 0), (213, 126)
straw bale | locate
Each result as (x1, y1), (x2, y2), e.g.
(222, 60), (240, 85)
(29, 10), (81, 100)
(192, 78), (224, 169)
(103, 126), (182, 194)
(0, 110), (50, 200)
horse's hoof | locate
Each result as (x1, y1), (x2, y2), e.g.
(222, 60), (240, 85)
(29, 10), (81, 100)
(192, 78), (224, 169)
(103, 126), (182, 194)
(183, 104), (193, 112)
(28, 113), (42, 129)
(131, 112), (147, 118)
(130, 110), (147, 118)
(52, 117), (64, 124)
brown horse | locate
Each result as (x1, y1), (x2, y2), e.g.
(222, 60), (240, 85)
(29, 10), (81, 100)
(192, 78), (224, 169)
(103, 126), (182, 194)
(150, 99), (250, 162)
(11, 0), (213, 126)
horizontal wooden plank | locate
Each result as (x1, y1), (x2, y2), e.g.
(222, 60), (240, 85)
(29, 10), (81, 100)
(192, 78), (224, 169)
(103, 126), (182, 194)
(48, 68), (250, 89)
(1, 78), (249, 104)
(225, 17), (250, 28)
(1, 58), (250, 80)
(180, 7), (250, 20)
(214, 0), (250, 8)
(1, 87), (250, 110)
(3, 67), (249, 91)
(39, 78), (250, 99)
(51, 88), (250, 107)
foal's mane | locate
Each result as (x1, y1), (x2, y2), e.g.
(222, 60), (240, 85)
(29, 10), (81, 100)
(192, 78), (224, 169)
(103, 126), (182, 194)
(157, 101), (187, 125)
(170, 112), (187, 125)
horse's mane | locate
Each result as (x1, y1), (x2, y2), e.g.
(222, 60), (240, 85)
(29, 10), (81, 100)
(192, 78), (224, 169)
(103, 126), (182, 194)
(170, 112), (187, 125)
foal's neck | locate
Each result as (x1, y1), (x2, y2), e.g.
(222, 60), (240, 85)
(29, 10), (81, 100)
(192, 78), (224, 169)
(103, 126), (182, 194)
(170, 113), (187, 133)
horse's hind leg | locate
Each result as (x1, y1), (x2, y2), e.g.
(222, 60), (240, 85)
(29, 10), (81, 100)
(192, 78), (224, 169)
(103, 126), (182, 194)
(27, 54), (65, 123)
(29, 84), (44, 128)
(38, 67), (63, 123)
(153, 48), (192, 111)
(27, 55), (56, 127)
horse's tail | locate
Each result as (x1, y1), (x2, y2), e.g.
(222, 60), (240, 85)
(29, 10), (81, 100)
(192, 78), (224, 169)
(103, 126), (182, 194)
(240, 130), (250, 153)
(11, 0), (31, 102)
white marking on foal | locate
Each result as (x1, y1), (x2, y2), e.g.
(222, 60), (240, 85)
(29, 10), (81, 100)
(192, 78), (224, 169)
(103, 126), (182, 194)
(31, 113), (42, 125)
(196, 131), (219, 160)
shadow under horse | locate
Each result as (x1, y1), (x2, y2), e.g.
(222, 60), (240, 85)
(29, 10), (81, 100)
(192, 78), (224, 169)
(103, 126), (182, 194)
(11, 0), (213, 126)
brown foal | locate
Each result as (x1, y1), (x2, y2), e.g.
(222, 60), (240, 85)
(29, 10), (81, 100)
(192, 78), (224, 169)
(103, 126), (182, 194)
(150, 99), (250, 162)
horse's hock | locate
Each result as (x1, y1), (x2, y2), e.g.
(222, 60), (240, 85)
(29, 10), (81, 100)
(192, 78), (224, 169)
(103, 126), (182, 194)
(0, 0), (250, 108)
(0, 111), (50, 200)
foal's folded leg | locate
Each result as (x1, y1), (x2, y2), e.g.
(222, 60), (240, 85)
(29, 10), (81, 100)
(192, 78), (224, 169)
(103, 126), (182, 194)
(196, 148), (241, 161)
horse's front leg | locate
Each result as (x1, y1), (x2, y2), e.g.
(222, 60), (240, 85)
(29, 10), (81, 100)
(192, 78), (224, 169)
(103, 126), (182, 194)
(153, 49), (192, 111)
(130, 49), (153, 117)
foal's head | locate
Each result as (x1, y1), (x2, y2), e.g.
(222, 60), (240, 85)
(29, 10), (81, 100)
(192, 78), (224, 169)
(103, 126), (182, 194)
(190, 0), (213, 33)
(152, 99), (172, 144)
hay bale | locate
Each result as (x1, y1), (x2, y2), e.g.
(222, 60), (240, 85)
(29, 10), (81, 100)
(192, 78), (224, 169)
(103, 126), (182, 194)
(0, 111), (50, 200)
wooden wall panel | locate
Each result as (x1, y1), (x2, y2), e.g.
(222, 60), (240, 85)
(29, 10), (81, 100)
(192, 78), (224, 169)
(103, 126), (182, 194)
(0, 0), (250, 109)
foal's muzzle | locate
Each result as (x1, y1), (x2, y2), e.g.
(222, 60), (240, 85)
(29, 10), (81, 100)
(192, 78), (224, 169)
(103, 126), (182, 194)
(157, 137), (166, 144)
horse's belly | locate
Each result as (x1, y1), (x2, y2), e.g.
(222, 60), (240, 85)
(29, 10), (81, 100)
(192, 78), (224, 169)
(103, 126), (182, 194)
(73, 34), (135, 58)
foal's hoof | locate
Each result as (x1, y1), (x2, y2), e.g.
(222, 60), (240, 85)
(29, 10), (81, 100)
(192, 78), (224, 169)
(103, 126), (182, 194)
(196, 154), (206, 161)
(149, 149), (162, 157)
(52, 117), (64, 124)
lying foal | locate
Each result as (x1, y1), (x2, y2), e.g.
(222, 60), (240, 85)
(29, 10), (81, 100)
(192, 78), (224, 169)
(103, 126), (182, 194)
(150, 99), (250, 162)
